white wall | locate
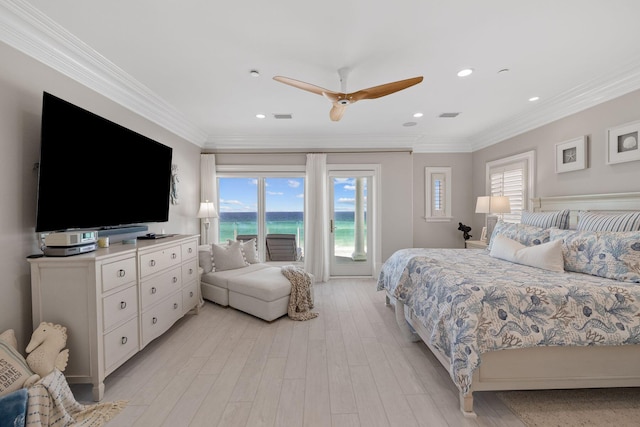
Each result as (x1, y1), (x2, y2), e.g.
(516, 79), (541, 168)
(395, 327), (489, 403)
(0, 42), (201, 348)
(471, 89), (640, 233)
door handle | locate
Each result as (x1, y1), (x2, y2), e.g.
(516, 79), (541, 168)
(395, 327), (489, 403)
(330, 219), (334, 233)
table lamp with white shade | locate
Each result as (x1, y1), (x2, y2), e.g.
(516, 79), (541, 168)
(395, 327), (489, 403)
(475, 196), (511, 244)
(197, 200), (218, 245)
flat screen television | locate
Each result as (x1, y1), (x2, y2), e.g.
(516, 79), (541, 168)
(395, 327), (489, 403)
(35, 92), (173, 232)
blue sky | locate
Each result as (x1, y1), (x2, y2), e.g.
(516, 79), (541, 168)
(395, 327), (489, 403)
(219, 177), (366, 212)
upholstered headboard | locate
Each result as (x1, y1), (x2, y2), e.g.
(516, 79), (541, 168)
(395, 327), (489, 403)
(531, 192), (640, 229)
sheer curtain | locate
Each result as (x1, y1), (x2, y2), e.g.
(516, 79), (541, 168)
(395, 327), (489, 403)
(304, 153), (329, 282)
(200, 154), (218, 244)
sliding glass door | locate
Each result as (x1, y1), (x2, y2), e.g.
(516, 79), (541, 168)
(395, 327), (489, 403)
(217, 174), (304, 261)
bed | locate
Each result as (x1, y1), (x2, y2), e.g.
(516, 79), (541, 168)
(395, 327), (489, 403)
(378, 192), (640, 417)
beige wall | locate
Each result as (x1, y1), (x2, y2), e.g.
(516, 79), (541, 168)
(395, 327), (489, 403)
(412, 153), (474, 248)
(471, 89), (640, 233)
(214, 151), (415, 262)
(0, 42), (201, 348)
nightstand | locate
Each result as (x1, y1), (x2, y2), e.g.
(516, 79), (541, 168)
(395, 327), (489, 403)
(465, 240), (488, 249)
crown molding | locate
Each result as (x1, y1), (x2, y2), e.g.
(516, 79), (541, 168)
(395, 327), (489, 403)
(470, 57), (640, 151)
(204, 134), (425, 151)
(412, 136), (473, 153)
(0, 0), (207, 146)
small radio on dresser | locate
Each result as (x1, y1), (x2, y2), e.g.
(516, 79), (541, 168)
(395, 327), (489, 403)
(44, 230), (98, 247)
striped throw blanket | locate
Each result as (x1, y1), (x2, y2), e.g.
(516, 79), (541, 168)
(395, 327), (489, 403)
(26, 369), (126, 426)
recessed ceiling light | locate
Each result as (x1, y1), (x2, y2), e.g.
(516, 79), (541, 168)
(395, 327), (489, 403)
(413, 112), (423, 118)
(256, 113), (266, 119)
(250, 70), (260, 77)
(529, 96), (540, 102)
(457, 68), (473, 77)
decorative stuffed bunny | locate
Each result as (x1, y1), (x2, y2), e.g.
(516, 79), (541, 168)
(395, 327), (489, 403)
(24, 322), (69, 387)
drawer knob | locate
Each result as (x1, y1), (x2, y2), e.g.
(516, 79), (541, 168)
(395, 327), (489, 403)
(118, 269), (126, 278)
(188, 248), (193, 253)
(190, 291), (194, 298)
(173, 303), (178, 310)
(151, 287), (157, 294)
(171, 253), (177, 259)
(172, 277), (178, 283)
(150, 259), (156, 267)
(152, 317), (158, 324)
(188, 268), (193, 275)
(120, 301), (127, 309)
(121, 336), (128, 345)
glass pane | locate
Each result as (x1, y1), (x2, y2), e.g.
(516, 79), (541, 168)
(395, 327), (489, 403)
(333, 177), (367, 261)
(218, 177), (258, 242)
(265, 177), (305, 259)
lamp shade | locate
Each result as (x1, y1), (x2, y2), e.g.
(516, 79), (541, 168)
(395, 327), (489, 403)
(197, 201), (218, 219)
(475, 196), (511, 214)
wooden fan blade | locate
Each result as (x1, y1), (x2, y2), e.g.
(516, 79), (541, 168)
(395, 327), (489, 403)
(349, 76), (423, 102)
(273, 76), (339, 98)
(329, 103), (347, 121)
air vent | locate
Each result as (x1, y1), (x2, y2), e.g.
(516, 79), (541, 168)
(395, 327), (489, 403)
(273, 113), (293, 119)
(439, 112), (460, 118)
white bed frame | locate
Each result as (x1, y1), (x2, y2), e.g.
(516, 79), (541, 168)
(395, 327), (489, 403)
(388, 192), (640, 417)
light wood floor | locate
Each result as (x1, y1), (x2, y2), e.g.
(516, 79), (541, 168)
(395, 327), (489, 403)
(72, 278), (526, 427)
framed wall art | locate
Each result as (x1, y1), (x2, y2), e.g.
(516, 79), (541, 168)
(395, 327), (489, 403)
(555, 136), (587, 173)
(606, 120), (640, 164)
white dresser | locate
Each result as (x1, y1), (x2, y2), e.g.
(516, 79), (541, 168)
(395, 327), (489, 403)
(28, 234), (199, 401)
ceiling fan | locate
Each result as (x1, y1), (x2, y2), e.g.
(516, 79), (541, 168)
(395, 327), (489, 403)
(273, 68), (423, 121)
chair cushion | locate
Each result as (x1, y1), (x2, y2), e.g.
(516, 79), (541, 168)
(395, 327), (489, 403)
(227, 267), (292, 302)
(201, 263), (271, 289)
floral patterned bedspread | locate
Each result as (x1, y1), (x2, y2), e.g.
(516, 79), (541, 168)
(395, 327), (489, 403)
(377, 248), (640, 394)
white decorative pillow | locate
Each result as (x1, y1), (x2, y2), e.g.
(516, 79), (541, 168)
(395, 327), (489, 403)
(233, 238), (259, 264)
(521, 210), (570, 229)
(211, 240), (248, 271)
(490, 234), (565, 273)
(577, 211), (640, 232)
(0, 330), (34, 397)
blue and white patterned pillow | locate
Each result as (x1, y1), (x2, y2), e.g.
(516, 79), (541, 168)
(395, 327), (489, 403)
(488, 222), (550, 251)
(577, 211), (640, 232)
(521, 210), (570, 229)
(550, 228), (640, 283)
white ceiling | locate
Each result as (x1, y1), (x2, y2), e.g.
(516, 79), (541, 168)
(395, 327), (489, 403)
(4, 0), (640, 152)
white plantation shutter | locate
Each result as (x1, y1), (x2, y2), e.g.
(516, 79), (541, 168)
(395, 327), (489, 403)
(425, 167), (452, 221)
(490, 160), (525, 223)
(486, 152), (535, 223)
(432, 173), (445, 216)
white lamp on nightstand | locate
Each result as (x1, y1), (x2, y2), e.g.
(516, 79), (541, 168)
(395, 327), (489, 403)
(475, 196), (511, 244)
(197, 200), (218, 245)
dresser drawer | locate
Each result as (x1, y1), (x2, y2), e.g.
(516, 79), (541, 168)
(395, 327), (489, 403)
(182, 260), (198, 284)
(139, 245), (182, 277)
(182, 241), (197, 261)
(141, 294), (182, 347)
(182, 282), (198, 315)
(140, 267), (182, 310)
(103, 284), (138, 331)
(102, 257), (136, 292)
(104, 317), (139, 372)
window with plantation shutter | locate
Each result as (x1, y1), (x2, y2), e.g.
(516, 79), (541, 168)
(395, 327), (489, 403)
(425, 167), (452, 222)
(485, 151), (535, 223)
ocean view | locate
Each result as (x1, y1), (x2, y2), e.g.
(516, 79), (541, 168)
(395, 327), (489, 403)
(219, 211), (366, 257)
